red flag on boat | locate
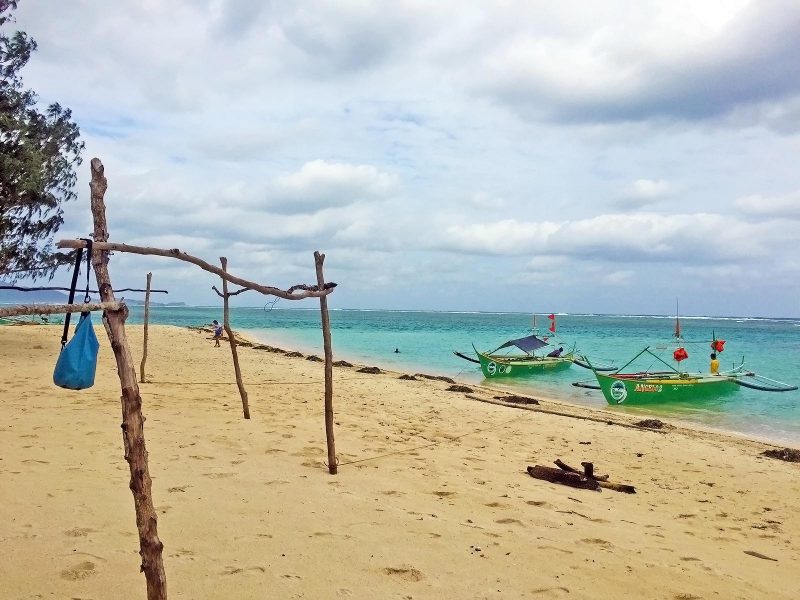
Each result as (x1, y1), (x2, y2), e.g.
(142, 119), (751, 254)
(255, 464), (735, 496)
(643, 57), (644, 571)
(673, 347), (689, 362)
(711, 339), (725, 353)
(548, 314), (556, 333)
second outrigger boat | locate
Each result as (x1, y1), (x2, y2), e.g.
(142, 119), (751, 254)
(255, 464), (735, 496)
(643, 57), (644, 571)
(454, 313), (616, 379)
(465, 334), (576, 379)
(582, 346), (797, 405)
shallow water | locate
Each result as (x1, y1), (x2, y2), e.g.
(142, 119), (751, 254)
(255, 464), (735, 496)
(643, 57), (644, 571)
(126, 306), (800, 444)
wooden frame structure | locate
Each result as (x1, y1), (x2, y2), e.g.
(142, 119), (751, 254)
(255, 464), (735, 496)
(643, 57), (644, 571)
(212, 257), (250, 419)
(2, 158), (339, 600)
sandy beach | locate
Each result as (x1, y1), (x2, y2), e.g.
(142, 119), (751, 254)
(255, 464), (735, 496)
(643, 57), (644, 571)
(1, 323), (798, 599)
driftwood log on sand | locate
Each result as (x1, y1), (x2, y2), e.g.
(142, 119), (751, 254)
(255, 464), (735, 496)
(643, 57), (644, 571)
(526, 465), (600, 490)
(527, 459), (636, 494)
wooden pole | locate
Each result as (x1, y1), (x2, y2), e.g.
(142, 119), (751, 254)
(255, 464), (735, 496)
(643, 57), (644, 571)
(220, 257), (250, 419)
(0, 301), (123, 318)
(88, 158), (167, 599)
(139, 272), (152, 383)
(314, 251), (337, 474)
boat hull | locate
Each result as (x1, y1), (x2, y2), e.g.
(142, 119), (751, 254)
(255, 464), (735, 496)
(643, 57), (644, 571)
(595, 372), (739, 405)
(476, 350), (573, 378)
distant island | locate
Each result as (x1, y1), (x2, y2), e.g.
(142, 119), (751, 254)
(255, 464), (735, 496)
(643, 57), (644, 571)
(0, 288), (185, 307)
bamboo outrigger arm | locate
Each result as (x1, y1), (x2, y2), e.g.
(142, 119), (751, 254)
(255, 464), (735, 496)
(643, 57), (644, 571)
(56, 239), (337, 301)
(0, 301), (123, 318)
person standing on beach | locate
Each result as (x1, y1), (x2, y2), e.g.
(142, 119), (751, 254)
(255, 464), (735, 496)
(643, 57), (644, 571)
(212, 320), (223, 347)
(710, 353), (720, 375)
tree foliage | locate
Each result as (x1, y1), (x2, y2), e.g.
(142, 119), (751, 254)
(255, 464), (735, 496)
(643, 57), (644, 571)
(0, 0), (84, 281)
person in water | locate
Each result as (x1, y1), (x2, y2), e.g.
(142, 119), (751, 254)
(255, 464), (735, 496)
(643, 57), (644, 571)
(394, 348), (400, 353)
(710, 352), (720, 375)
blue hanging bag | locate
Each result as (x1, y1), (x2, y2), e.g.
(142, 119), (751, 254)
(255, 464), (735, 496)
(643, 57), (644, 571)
(53, 238), (100, 390)
(53, 312), (99, 390)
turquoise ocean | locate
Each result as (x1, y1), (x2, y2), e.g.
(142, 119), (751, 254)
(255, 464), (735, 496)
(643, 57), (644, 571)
(125, 306), (800, 445)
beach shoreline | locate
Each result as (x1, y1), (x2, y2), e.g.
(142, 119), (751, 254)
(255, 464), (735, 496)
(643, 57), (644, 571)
(1, 323), (798, 599)
(239, 326), (800, 447)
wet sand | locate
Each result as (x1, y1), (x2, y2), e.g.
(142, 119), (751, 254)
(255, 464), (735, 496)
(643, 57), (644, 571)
(1, 323), (798, 599)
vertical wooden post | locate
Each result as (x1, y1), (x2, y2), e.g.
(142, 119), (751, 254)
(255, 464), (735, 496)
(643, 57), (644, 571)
(220, 257), (250, 419)
(89, 158), (167, 600)
(139, 272), (152, 383)
(314, 251), (337, 474)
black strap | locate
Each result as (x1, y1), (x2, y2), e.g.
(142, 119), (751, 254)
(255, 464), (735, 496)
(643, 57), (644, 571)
(61, 246), (84, 348)
(60, 238), (94, 348)
(81, 238), (93, 313)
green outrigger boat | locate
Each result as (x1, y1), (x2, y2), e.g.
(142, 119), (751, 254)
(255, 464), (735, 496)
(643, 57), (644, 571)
(582, 347), (797, 405)
(455, 333), (614, 379)
(472, 336), (575, 379)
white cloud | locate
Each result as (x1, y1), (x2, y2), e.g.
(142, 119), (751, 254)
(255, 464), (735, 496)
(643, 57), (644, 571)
(266, 160), (399, 214)
(439, 212), (777, 264)
(468, 0), (800, 125)
(629, 179), (672, 200)
(603, 270), (635, 285)
(735, 191), (800, 219)
(7, 0), (800, 316)
(466, 192), (506, 209)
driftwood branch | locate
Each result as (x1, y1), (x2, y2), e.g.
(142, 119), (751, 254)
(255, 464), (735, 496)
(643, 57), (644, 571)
(221, 257), (250, 419)
(0, 301), (123, 317)
(287, 282), (338, 293)
(57, 239), (337, 300)
(0, 285), (168, 294)
(554, 459), (609, 481)
(527, 465), (600, 490)
(553, 459), (635, 493)
(88, 158), (167, 599)
(211, 285), (250, 298)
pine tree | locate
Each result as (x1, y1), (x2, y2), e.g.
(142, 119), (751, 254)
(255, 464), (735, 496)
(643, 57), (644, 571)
(0, 0), (84, 281)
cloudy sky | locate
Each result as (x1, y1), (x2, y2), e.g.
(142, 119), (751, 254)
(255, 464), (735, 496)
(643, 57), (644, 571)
(11, 0), (800, 316)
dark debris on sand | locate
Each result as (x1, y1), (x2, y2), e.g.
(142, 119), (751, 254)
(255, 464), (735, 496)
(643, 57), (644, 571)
(447, 385), (474, 393)
(306, 355), (323, 362)
(761, 447), (800, 463)
(495, 394), (539, 405)
(333, 360), (353, 368)
(253, 344), (287, 354)
(415, 374), (456, 384)
(635, 419), (665, 429)
(285, 351), (303, 358)
(357, 366), (382, 374)
(398, 374), (418, 381)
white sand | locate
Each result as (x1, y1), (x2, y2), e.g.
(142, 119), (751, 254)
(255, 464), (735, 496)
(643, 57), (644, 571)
(1, 324), (798, 599)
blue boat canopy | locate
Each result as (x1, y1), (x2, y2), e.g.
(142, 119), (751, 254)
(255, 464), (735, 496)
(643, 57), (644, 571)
(492, 334), (549, 354)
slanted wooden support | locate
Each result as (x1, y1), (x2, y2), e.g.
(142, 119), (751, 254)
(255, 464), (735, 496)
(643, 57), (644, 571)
(314, 251), (337, 474)
(139, 272), (152, 383)
(220, 257), (250, 419)
(0, 301), (122, 318)
(89, 158), (167, 599)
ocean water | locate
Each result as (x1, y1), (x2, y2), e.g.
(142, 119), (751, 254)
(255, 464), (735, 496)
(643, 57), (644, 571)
(124, 306), (800, 444)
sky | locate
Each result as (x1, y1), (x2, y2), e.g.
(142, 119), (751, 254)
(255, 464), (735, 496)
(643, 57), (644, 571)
(9, 0), (800, 317)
